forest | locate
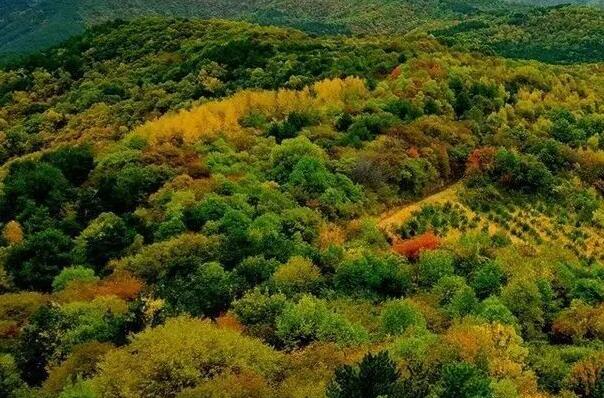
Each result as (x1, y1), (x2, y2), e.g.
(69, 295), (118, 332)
(0, 7), (603, 398)
(2, 0), (604, 64)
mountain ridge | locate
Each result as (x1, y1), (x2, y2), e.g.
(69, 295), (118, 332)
(0, 0), (601, 56)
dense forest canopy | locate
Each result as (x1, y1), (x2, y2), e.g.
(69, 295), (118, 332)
(2, 0), (604, 64)
(433, 5), (604, 63)
(0, 3), (603, 398)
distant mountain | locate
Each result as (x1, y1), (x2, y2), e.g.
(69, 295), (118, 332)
(433, 5), (604, 63)
(0, 0), (531, 55)
(511, 0), (604, 5)
(0, 0), (603, 63)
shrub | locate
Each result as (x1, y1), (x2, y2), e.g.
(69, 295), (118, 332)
(177, 370), (272, 398)
(552, 301), (604, 342)
(501, 279), (545, 340)
(0, 292), (48, 326)
(233, 290), (288, 327)
(433, 276), (478, 318)
(41, 145), (94, 186)
(55, 271), (143, 303)
(233, 256), (280, 290)
(2, 221), (23, 245)
(392, 232), (440, 260)
(110, 233), (220, 283)
(43, 342), (113, 395)
(565, 353), (604, 398)
(572, 278), (604, 305)
(0, 160), (71, 220)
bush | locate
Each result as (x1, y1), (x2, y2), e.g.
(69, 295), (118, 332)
(233, 290), (287, 327)
(41, 145), (94, 186)
(0, 292), (48, 326)
(433, 276), (478, 318)
(43, 342), (112, 395)
(528, 345), (570, 394)
(571, 278), (604, 305)
(491, 149), (554, 194)
(0, 160), (71, 221)
(501, 279), (545, 340)
(58, 380), (98, 398)
(565, 353), (604, 398)
(384, 99), (422, 122)
(176, 370), (272, 398)
(392, 232), (440, 260)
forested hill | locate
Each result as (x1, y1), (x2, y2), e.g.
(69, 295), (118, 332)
(2, 0), (604, 63)
(0, 0), (500, 54)
(1, 15), (604, 398)
(433, 5), (604, 63)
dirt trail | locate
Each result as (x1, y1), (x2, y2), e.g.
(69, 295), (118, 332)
(378, 183), (461, 238)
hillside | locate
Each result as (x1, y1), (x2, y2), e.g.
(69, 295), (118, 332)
(434, 5), (604, 63)
(2, 0), (604, 63)
(0, 18), (603, 398)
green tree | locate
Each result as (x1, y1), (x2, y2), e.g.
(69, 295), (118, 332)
(52, 266), (99, 292)
(72, 212), (135, 273)
(417, 250), (455, 288)
(501, 279), (545, 340)
(41, 145), (94, 186)
(334, 253), (411, 298)
(0, 160), (71, 221)
(327, 351), (400, 398)
(160, 262), (234, 318)
(5, 228), (73, 290)
(434, 362), (492, 398)
(380, 299), (426, 336)
(275, 295), (367, 347)
(91, 317), (282, 397)
(476, 296), (518, 327)
(470, 261), (506, 299)
(271, 256), (323, 295)
(15, 305), (63, 385)
(0, 354), (24, 398)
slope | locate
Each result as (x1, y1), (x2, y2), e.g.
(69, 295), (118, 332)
(0, 18), (603, 398)
(0, 0), (563, 55)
